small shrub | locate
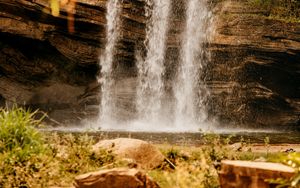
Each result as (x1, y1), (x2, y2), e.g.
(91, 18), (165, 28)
(0, 107), (45, 161)
(268, 152), (300, 187)
(0, 108), (116, 187)
(286, 153), (300, 187)
(55, 134), (115, 176)
(201, 134), (239, 163)
(0, 107), (48, 187)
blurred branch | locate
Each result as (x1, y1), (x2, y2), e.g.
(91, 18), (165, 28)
(50, 0), (76, 33)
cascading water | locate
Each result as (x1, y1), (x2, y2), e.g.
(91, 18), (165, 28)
(96, 0), (213, 132)
(98, 0), (121, 126)
(136, 0), (171, 124)
(174, 0), (212, 130)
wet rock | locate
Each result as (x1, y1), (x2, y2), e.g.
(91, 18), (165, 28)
(93, 138), (165, 170)
(74, 168), (160, 188)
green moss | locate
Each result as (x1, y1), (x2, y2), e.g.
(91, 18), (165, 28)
(248, 0), (300, 22)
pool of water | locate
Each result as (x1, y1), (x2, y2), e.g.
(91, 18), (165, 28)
(42, 129), (300, 145)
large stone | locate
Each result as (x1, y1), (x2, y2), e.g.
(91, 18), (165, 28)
(219, 160), (295, 188)
(74, 168), (160, 188)
(93, 138), (165, 170)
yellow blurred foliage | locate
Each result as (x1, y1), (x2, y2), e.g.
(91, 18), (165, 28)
(50, 0), (60, 17)
(49, 0), (76, 33)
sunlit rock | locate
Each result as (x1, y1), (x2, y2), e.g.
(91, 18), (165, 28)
(93, 138), (165, 170)
(219, 160), (295, 188)
(74, 168), (160, 188)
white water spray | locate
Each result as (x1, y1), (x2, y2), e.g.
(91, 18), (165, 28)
(95, 0), (213, 132)
(136, 0), (171, 123)
(174, 0), (212, 129)
(98, 0), (121, 125)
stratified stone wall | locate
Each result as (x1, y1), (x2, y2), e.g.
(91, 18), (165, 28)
(208, 1), (300, 130)
(0, 0), (299, 129)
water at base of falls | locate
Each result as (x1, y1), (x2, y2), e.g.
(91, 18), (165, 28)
(96, 0), (214, 132)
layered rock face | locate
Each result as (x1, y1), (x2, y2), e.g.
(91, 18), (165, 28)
(209, 1), (300, 130)
(0, 0), (145, 123)
(0, 0), (299, 129)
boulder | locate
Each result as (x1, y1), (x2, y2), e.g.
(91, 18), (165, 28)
(74, 168), (160, 188)
(93, 138), (165, 170)
(219, 160), (295, 188)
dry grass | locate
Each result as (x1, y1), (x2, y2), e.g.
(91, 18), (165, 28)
(0, 108), (298, 187)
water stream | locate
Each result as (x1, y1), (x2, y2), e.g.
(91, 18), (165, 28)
(136, 0), (171, 125)
(97, 0), (213, 132)
(174, 0), (212, 130)
(98, 0), (121, 127)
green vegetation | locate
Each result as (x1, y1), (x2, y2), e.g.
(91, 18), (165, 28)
(150, 134), (296, 188)
(0, 107), (299, 187)
(0, 107), (115, 188)
(268, 152), (300, 187)
(0, 107), (45, 161)
(285, 153), (300, 187)
(249, 0), (300, 22)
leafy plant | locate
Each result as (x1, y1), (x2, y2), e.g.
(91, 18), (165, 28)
(0, 107), (116, 187)
(0, 107), (45, 161)
(55, 134), (115, 175)
(0, 107), (48, 187)
(286, 153), (300, 187)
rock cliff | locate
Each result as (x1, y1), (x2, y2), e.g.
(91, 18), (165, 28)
(209, 1), (300, 130)
(0, 0), (145, 123)
(0, 0), (299, 130)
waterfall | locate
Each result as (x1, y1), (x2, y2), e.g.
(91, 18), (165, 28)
(174, 0), (212, 129)
(95, 0), (213, 132)
(136, 0), (171, 123)
(98, 0), (121, 125)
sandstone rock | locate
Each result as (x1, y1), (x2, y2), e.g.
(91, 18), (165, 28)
(229, 143), (251, 152)
(219, 160), (295, 188)
(0, 0), (145, 124)
(93, 138), (165, 170)
(74, 168), (160, 188)
(209, 0), (300, 129)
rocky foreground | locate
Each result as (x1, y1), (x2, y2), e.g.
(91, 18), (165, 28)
(62, 138), (300, 188)
(0, 0), (299, 129)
